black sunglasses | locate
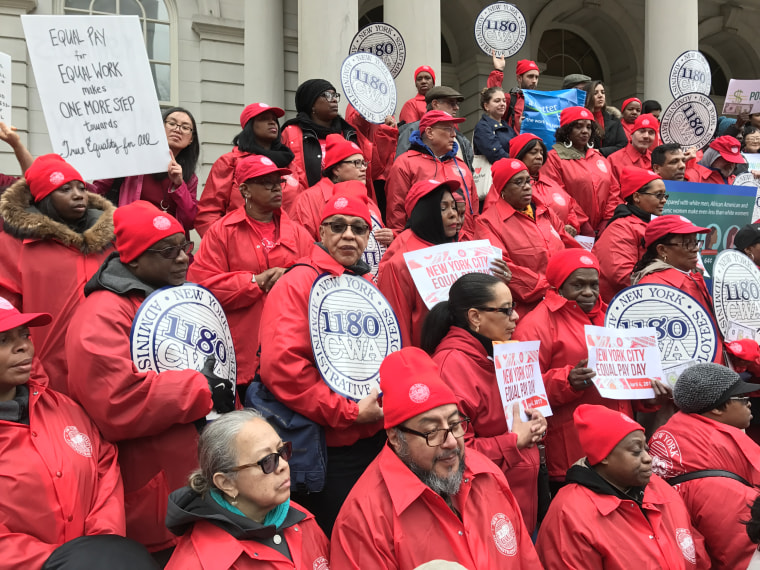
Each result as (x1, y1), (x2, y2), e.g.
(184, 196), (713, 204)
(321, 221), (370, 236)
(475, 304), (518, 317)
(145, 241), (194, 259)
(229, 441), (293, 475)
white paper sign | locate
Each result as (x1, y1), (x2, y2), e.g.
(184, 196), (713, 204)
(585, 325), (659, 400)
(725, 320), (758, 343)
(493, 341), (552, 430)
(403, 240), (502, 309)
(574, 235), (595, 251)
(0, 52), (11, 124)
(21, 15), (170, 180)
(723, 79), (760, 116)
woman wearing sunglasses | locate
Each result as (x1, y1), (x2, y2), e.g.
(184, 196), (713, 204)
(421, 272), (547, 534)
(166, 409), (330, 569)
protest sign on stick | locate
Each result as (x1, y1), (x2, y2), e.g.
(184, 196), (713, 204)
(493, 340), (552, 430)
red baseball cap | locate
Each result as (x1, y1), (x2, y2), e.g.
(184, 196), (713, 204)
(516, 60), (539, 76)
(620, 167), (661, 199)
(113, 201), (185, 263)
(414, 65), (436, 83)
(621, 97), (642, 112)
(546, 249), (600, 289)
(320, 190), (371, 227)
(644, 215), (710, 248)
(574, 404), (644, 465)
(726, 339), (760, 363)
(559, 106), (594, 128)
(405, 179), (461, 217)
(0, 297), (51, 333)
(492, 158), (528, 194)
(419, 110), (465, 133)
(509, 133), (543, 159)
(709, 135), (745, 164)
(24, 154), (84, 202)
(324, 134), (364, 170)
(633, 113), (659, 133)
(235, 155), (291, 184)
(239, 102), (285, 129)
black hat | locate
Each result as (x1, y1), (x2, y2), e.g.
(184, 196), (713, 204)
(734, 223), (760, 251)
(295, 79), (336, 114)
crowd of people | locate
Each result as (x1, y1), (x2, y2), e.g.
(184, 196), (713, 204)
(1, 54), (760, 569)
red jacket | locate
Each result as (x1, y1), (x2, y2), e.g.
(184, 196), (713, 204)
(684, 162), (736, 185)
(66, 288), (213, 551)
(637, 268), (725, 364)
(651, 412), (760, 570)
(542, 147), (621, 231)
(258, 245), (383, 447)
(194, 147), (303, 236)
(399, 94), (426, 124)
(531, 171), (586, 232)
(166, 508), (330, 570)
(537, 472), (707, 570)
(432, 326), (540, 533)
(385, 148), (478, 238)
(486, 70), (525, 133)
(0, 182), (115, 394)
(376, 229), (434, 348)
(187, 208), (313, 383)
(330, 444), (541, 569)
(475, 195), (580, 315)
(607, 144), (653, 184)
(345, 105), (399, 182)
(593, 212), (648, 302)
(0, 379), (124, 569)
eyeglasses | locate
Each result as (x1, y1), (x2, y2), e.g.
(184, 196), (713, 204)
(250, 177), (286, 191)
(340, 159), (369, 169)
(321, 91), (341, 102)
(164, 120), (193, 134)
(662, 239), (704, 251)
(638, 191), (669, 201)
(431, 125), (458, 135)
(145, 241), (194, 259)
(229, 441), (293, 475)
(508, 177), (532, 187)
(475, 304), (518, 317)
(320, 221), (370, 236)
(397, 417), (471, 447)
(730, 396), (751, 405)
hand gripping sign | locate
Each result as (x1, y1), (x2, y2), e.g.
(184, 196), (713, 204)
(605, 284), (718, 367)
(711, 249), (760, 339)
(309, 273), (402, 400)
(340, 52), (397, 124)
(349, 23), (406, 79)
(364, 213), (388, 280)
(473, 3), (527, 58)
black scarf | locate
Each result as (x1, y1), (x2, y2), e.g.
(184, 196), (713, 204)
(408, 187), (457, 245)
(0, 384), (29, 425)
(285, 112), (348, 140)
(606, 202), (652, 228)
(244, 140), (294, 168)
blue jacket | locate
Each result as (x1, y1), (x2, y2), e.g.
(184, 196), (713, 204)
(473, 112), (516, 163)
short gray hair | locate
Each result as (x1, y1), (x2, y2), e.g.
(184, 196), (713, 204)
(188, 409), (265, 495)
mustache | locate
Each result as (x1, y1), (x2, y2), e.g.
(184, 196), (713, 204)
(434, 447), (463, 464)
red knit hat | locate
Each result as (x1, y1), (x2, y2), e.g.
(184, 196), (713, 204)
(0, 297), (51, 333)
(24, 154), (84, 202)
(620, 167), (661, 199)
(235, 155), (291, 183)
(380, 347), (457, 429)
(574, 404), (644, 465)
(726, 339), (760, 363)
(492, 158), (528, 193)
(239, 102), (285, 129)
(509, 133), (543, 160)
(546, 249), (600, 289)
(516, 60), (539, 76)
(419, 110), (465, 133)
(332, 180), (369, 199)
(633, 113), (659, 133)
(621, 97), (641, 112)
(324, 134), (364, 170)
(643, 215), (710, 248)
(405, 179), (461, 217)
(709, 135), (745, 164)
(414, 65), (436, 84)
(559, 106), (593, 128)
(113, 201), (185, 263)
(320, 190), (371, 227)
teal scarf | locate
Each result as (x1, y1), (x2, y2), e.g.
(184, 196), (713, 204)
(211, 489), (291, 529)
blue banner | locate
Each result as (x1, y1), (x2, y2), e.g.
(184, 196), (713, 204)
(521, 89), (587, 148)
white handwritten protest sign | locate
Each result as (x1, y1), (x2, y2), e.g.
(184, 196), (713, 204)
(0, 52), (10, 124)
(493, 341), (551, 430)
(403, 240), (501, 309)
(585, 325), (660, 400)
(21, 15), (170, 180)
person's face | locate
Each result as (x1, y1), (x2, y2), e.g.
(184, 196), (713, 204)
(128, 233), (190, 288)
(318, 215), (370, 267)
(717, 397), (753, 429)
(484, 90), (506, 119)
(658, 232), (702, 272)
(331, 153), (367, 183)
(559, 268), (600, 313)
(312, 90), (340, 122)
(712, 156), (737, 179)
(499, 169), (532, 210)
(49, 180), (88, 222)
(440, 191), (459, 239)
(164, 111), (194, 154)
(622, 102), (641, 123)
(425, 122), (457, 154)
(598, 430), (652, 489)
(650, 108), (662, 119)
(521, 144), (544, 175)
(518, 70), (539, 90)
(431, 98), (460, 117)
(750, 114), (760, 129)
(252, 111), (279, 145)
(631, 128), (656, 153)
(592, 84), (605, 110)
(632, 179), (668, 215)
(242, 174), (284, 213)
(470, 282), (519, 342)
(415, 72), (434, 96)
(744, 133), (760, 154)
(653, 149), (686, 181)
(744, 242), (760, 266)
(569, 120), (592, 150)
(0, 325), (34, 399)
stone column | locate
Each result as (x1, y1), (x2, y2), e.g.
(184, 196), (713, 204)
(244, 0), (284, 109)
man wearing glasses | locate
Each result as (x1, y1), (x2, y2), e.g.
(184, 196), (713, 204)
(649, 363), (760, 569)
(331, 347), (540, 569)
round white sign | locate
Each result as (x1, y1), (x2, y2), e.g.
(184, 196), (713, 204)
(660, 93), (717, 150)
(605, 284), (718, 366)
(340, 52), (397, 124)
(734, 172), (760, 188)
(669, 50), (712, 98)
(711, 249), (760, 338)
(363, 213), (388, 280)
(349, 23), (406, 78)
(474, 3), (527, 58)
(309, 273), (402, 400)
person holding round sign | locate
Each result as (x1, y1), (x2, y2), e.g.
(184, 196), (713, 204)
(0, 154), (116, 395)
(422, 273), (547, 534)
(475, 158), (581, 316)
(65, 202), (235, 556)
(631, 215), (725, 364)
(257, 191), (386, 535)
(472, 86), (517, 165)
(684, 135), (745, 185)
(593, 168), (668, 302)
(542, 106), (621, 233)
(399, 65), (436, 125)
(194, 102), (298, 237)
(607, 114), (660, 185)
(583, 81), (627, 158)
(486, 56), (540, 134)
(734, 223), (760, 268)
(187, 155), (313, 391)
(619, 97), (642, 140)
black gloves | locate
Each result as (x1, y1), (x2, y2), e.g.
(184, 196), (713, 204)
(201, 355), (235, 413)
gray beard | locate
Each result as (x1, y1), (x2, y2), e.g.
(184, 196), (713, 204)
(395, 432), (466, 496)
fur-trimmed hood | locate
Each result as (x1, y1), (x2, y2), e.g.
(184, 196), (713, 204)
(0, 178), (115, 254)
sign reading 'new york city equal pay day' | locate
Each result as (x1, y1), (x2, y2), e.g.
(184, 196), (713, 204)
(21, 15), (170, 181)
